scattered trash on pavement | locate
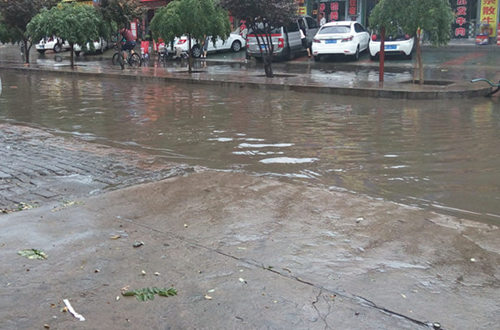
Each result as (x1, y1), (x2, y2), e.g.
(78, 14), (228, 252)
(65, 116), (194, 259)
(63, 299), (85, 321)
(133, 241), (144, 248)
(18, 249), (47, 260)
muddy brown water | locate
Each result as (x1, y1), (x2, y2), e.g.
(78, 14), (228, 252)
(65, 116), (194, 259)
(1, 71), (499, 224)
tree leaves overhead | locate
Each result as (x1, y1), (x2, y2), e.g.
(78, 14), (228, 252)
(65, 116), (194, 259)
(221, 0), (297, 32)
(99, 0), (143, 30)
(369, 0), (453, 45)
(0, 0), (59, 42)
(150, 0), (230, 44)
(27, 3), (103, 47)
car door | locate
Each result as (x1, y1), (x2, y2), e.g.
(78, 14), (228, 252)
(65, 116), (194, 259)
(286, 21), (302, 53)
(210, 36), (226, 51)
(305, 16), (319, 45)
(354, 23), (369, 50)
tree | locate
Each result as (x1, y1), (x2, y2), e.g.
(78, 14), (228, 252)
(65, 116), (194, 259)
(221, 0), (297, 78)
(369, 0), (453, 84)
(0, 0), (59, 64)
(150, 0), (231, 73)
(27, 3), (105, 68)
(99, 0), (143, 31)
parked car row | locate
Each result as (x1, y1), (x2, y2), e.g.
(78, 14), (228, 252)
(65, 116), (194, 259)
(35, 36), (109, 56)
(165, 31), (246, 58)
(74, 37), (108, 56)
(245, 16), (414, 62)
(35, 36), (70, 54)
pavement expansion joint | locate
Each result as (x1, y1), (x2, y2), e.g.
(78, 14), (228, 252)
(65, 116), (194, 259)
(118, 213), (435, 329)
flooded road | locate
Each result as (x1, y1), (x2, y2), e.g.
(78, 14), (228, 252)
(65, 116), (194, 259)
(1, 70), (499, 224)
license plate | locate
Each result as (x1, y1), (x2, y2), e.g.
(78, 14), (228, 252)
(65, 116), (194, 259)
(260, 45), (267, 49)
(325, 39), (337, 44)
(385, 45), (397, 50)
(39, 45), (44, 49)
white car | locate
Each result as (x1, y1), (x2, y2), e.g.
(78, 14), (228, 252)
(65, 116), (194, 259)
(35, 37), (70, 54)
(74, 37), (108, 56)
(311, 21), (370, 61)
(172, 32), (246, 58)
(368, 32), (414, 60)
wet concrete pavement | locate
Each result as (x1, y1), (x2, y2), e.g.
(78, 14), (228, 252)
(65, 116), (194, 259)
(1, 125), (499, 330)
(1, 42), (500, 329)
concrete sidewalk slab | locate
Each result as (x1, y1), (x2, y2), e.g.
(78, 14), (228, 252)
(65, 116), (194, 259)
(1, 171), (498, 329)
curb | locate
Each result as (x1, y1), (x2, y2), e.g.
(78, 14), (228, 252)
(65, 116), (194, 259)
(0, 64), (492, 100)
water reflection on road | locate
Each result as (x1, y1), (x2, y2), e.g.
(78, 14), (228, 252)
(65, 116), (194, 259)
(0, 71), (499, 224)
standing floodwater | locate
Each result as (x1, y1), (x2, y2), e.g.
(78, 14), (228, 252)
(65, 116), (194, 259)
(1, 71), (499, 224)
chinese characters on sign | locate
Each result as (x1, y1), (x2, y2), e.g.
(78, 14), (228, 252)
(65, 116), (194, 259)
(452, 0), (470, 38)
(480, 0), (498, 37)
(330, 2), (339, 21)
(348, 0), (357, 17)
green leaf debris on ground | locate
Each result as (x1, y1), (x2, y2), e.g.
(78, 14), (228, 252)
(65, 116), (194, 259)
(122, 287), (177, 302)
(18, 249), (48, 260)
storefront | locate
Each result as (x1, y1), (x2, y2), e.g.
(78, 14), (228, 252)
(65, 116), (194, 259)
(304, 0), (375, 27)
(139, 0), (170, 39)
(304, 0), (499, 42)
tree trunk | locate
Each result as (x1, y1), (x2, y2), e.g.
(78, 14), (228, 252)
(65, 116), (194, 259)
(418, 34), (424, 85)
(188, 33), (192, 73)
(379, 27), (385, 84)
(70, 43), (74, 68)
(23, 38), (30, 64)
(263, 54), (273, 78)
(414, 29), (423, 85)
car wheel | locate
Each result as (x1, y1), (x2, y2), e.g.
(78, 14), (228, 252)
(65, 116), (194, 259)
(191, 45), (202, 58)
(231, 40), (242, 52)
(405, 52), (412, 60)
(53, 43), (62, 53)
(353, 46), (360, 61)
(37, 50), (46, 54)
(313, 55), (321, 62)
(370, 53), (378, 61)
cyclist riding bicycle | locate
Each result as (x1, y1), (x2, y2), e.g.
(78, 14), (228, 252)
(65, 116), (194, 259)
(119, 27), (136, 61)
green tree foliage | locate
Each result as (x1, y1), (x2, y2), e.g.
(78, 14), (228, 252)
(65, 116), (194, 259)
(150, 0), (231, 73)
(27, 3), (104, 68)
(99, 0), (143, 31)
(370, 0), (453, 84)
(0, 0), (59, 63)
(221, 0), (298, 77)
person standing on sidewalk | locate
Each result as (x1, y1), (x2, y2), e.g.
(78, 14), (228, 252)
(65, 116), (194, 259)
(202, 35), (209, 58)
(319, 12), (326, 26)
(299, 21), (311, 58)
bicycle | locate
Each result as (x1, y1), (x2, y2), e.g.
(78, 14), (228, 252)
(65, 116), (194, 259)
(112, 48), (141, 69)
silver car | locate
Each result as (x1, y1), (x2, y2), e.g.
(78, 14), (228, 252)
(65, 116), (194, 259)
(246, 15), (319, 61)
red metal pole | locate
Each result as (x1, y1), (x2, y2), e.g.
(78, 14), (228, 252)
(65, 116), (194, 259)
(379, 26), (385, 83)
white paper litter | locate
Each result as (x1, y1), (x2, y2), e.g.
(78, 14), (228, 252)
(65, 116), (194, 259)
(63, 299), (85, 321)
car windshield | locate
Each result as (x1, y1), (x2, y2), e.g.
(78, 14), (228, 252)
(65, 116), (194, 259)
(319, 26), (350, 34)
